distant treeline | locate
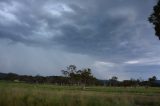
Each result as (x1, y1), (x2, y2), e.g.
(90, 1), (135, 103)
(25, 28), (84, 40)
(0, 65), (160, 87)
(0, 72), (98, 86)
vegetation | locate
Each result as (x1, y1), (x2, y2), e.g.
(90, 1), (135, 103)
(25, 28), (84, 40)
(0, 65), (160, 89)
(0, 65), (160, 87)
(0, 65), (160, 106)
(0, 81), (160, 106)
(149, 0), (160, 39)
(61, 65), (97, 88)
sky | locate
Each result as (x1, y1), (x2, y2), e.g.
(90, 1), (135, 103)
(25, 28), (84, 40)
(0, 0), (159, 80)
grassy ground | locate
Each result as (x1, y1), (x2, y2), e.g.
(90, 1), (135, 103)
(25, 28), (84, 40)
(0, 81), (160, 106)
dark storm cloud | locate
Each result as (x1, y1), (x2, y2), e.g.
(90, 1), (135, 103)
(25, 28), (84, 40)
(52, 0), (156, 60)
(0, 0), (159, 80)
(0, 0), (156, 57)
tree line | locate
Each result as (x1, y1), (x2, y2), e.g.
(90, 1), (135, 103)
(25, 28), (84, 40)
(0, 65), (159, 87)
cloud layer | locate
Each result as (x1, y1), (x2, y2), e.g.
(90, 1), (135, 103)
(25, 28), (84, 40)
(0, 0), (159, 80)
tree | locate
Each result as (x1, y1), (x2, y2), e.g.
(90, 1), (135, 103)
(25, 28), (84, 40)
(148, 76), (157, 82)
(111, 76), (118, 81)
(61, 65), (78, 85)
(81, 68), (91, 83)
(67, 65), (77, 73)
(148, 76), (157, 86)
(108, 76), (118, 86)
(149, 0), (160, 39)
(80, 68), (95, 89)
(61, 70), (69, 77)
(61, 66), (96, 87)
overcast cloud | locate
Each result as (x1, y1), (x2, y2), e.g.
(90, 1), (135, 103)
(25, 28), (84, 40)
(0, 0), (159, 80)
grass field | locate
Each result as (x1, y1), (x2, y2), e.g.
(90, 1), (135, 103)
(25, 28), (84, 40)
(0, 81), (160, 106)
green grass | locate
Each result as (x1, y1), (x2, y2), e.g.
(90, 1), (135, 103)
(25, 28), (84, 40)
(0, 81), (160, 106)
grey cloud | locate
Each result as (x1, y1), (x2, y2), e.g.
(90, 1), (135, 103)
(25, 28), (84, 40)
(0, 0), (155, 57)
(0, 0), (159, 80)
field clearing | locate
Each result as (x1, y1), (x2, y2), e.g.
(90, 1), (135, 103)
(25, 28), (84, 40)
(0, 81), (160, 106)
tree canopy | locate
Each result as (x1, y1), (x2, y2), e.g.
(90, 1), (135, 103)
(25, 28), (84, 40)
(149, 0), (160, 39)
(61, 65), (97, 86)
